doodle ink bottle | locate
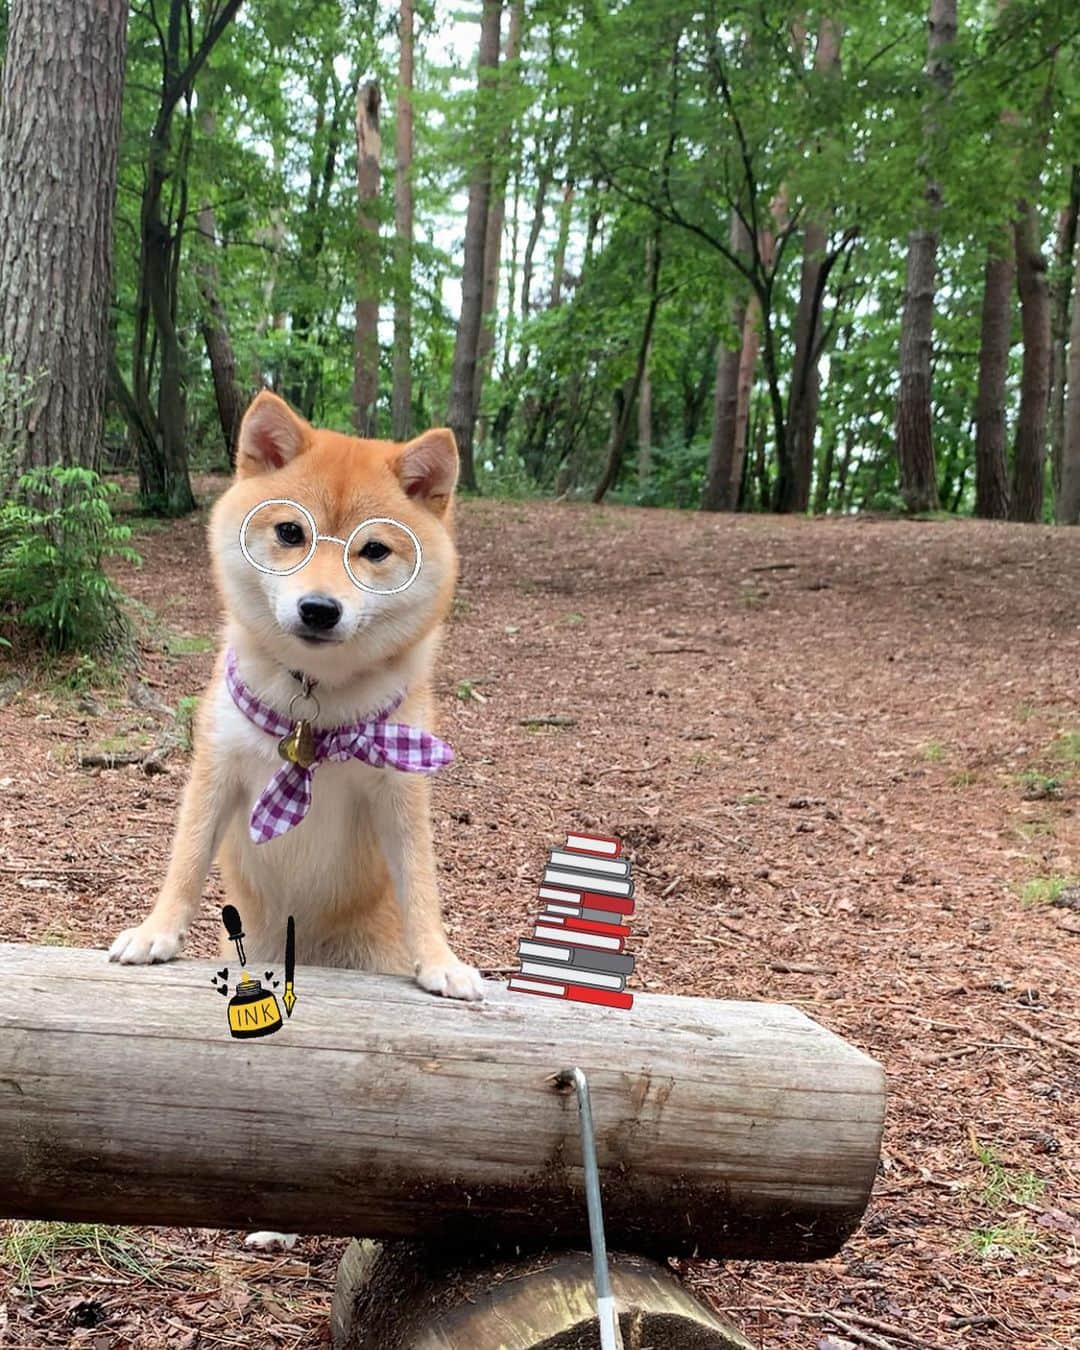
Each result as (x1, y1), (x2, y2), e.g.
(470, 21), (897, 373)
(227, 973), (282, 1039)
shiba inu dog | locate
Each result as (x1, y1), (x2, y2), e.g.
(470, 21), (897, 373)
(109, 391), (483, 1002)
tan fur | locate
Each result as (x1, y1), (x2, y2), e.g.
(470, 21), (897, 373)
(109, 392), (482, 1000)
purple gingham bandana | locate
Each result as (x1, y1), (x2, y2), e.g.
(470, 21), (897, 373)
(224, 647), (454, 844)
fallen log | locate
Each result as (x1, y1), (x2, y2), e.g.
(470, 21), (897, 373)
(330, 1242), (754, 1349)
(0, 943), (885, 1261)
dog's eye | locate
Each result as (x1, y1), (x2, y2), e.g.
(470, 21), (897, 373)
(358, 539), (391, 562)
(275, 521), (306, 548)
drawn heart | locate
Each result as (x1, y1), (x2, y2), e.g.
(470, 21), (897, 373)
(217, 969), (228, 980)
(272, 981), (279, 988)
(264, 971), (274, 981)
(217, 985), (228, 996)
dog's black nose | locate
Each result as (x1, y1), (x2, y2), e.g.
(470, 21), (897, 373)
(298, 594), (342, 631)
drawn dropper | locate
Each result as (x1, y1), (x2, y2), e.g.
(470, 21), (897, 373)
(221, 905), (247, 967)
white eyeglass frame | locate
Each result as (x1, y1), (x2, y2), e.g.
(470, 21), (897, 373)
(238, 498), (423, 595)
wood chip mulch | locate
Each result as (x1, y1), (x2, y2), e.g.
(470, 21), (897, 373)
(0, 487), (1077, 1347)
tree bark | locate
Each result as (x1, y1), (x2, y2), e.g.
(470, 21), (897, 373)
(474, 0), (523, 423)
(0, 0), (127, 481)
(0, 943), (885, 1263)
(894, 0), (955, 514)
(973, 231), (1014, 519)
(638, 336), (653, 488)
(702, 215), (752, 511)
(1058, 234), (1080, 523)
(594, 229), (662, 503)
(780, 18), (843, 515)
(116, 0), (243, 515)
(1049, 167), (1079, 506)
(353, 81), (381, 437)
(332, 1244), (751, 1350)
(446, 0), (502, 491)
(195, 109), (245, 466)
(1010, 200), (1051, 522)
(390, 0), (415, 441)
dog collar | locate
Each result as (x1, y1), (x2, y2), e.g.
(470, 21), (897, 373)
(224, 647), (454, 844)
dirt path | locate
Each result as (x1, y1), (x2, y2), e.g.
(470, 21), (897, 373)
(1, 489), (1077, 1347)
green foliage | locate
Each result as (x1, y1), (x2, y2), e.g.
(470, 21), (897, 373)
(0, 466), (139, 655)
(1014, 875), (1077, 906)
(175, 694), (200, 751)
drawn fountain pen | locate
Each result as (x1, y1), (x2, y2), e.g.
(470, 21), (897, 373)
(283, 914), (296, 1017)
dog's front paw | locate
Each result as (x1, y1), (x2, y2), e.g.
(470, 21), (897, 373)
(415, 956), (484, 1001)
(108, 921), (185, 965)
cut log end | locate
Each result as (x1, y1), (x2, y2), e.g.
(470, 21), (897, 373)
(331, 1240), (753, 1350)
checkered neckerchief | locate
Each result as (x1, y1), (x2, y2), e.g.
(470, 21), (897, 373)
(225, 647), (454, 844)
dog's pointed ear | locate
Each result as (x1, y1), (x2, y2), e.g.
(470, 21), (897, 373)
(394, 428), (459, 515)
(236, 391), (312, 477)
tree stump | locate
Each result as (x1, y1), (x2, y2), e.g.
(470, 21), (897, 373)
(331, 1240), (752, 1350)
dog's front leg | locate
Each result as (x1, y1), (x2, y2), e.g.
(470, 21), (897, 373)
(109, 735), (239, 964)
(370, 776), (483, 1000)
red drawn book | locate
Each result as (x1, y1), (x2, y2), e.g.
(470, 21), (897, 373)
(508, 974), (634, 1011)
(563, 832), (622, 859)
(537, 884), (635, 917)
(537, 913), (630, 942)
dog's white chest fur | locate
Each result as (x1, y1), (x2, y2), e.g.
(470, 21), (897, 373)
(212, 678), (383, 918)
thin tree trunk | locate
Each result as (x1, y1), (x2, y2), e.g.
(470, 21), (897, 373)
(732, 296), (762, 506)
(1060, 237), (1080, 523)
(195, 109), (244, 465)
(474, 0), (523, 423)
(353, 81), (381, 436)
(702, 214), (751, 511)
(593, 229), (662, 503)
(520, 145), (552, 328)
(0, 0), (127, 482)
(1010, 200), (1051, 522)
(894, 0), (955, 514)
(973, 230), (1014, 519)
(638, 337), (653, 489)
(446, 0), (502, 492)
(1049, 167), (1079, 504)
(390, 0), (414, 440)
(549, 178), (575, 309)
(781, 17), (843, 515)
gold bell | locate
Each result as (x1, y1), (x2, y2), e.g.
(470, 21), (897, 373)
(278, 718), (316, 768)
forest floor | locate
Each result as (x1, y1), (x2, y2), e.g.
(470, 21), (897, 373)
(0, 483), (1078, 1349)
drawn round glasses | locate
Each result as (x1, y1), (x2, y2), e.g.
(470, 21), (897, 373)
(238, 499), (423, 596)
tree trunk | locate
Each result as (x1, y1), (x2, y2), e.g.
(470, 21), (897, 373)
(446, 0), (503, 492)
(332, 1244), (752, 1350)
(1049, 167), (1079, 505)
(0, 0), (127, 481)
(973, 231), (1014, 519)
(195, 109), (245, 466)
(115, 0), (243, 514)
(594, 230), (662, 503)
(0, 943), (883, 1263)
(549, 178), (575, 309)
(1057, 233), (1080, 523)
(353, 81), (381, 437)
(474, 0), (524, 424)
(894, 0), (955, 514)
(702, 215), (752, 511)
(732, 297), (763, 506)
(390, 0), (414, 441)
(638, 338), (653, 488)
(1010, 200), (1051, 522)
(780, 18), (843, 515)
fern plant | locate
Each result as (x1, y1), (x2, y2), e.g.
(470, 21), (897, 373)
(0, 464), (140, 654)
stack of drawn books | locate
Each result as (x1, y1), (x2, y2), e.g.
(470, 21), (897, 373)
(508, 832), (636, 1010)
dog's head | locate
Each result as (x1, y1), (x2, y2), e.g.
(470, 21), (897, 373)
(210, 392), (459, 678)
